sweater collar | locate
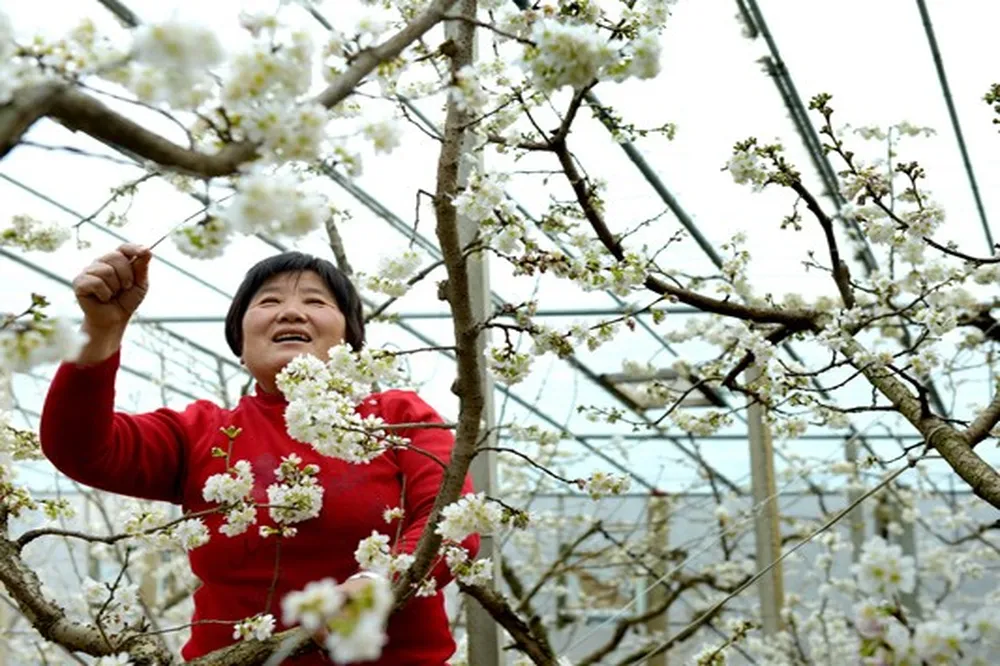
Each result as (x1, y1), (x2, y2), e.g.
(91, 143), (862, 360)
(248, 384), (288, 407)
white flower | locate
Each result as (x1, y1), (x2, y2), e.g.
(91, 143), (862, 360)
(912, 618), (964, 663)
(444, 546), (493, 586)
(82, 577), (107, 604)
(0, 316), (87, 372)
(449, 65), (490, 114)
(282, 578), (345, 632)
(323, 575), (392, 664)
(852, 536), (916, 597)
(1, 215), (70, 252)
(727, 150), (768, 191)
(525, 20), (619, 91)
(453, 170), (511, 225)
(267, 480), (323, 524)
(436, 493), (504, 542)
(173, 217), (231, 259)
(132, 19), (224, 71)
(383, 506), (405, 523)
(579, 471), (631, 499)
(487, 347), (532, 385)
(202, 460), (255, 505)
(363, 120), (401, 155)
(853, 599), (889, 638)
(625, 30), (662, 79)
(415, 578), (437, 597)
(364, 250), (423, 297)
(223, 32), (311, 103)
(242, 101), (330, 164)
(220, 503), (258, 537)
(354, 531), (392, 574)
(216, 168), (326, 239)
(233, 613), (276, 641)
(173, 518), (210, 550)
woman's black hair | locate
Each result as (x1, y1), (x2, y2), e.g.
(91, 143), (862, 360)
(225, 251), (365, 356)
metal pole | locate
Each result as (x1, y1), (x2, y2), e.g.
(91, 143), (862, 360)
(745, 366), (784, 636)
(448, 3), (501, 663)
(0, 370), (11, 665)
(845, 438), (865, 565)
(645, 493), (671, 666)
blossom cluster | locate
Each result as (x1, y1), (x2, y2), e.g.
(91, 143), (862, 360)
(578, 471), (632, 499)
(214, 167), (328, 239)
(0, 297), (86, 373)
(281, 575), (393, 663)
(354, 530), (415, 578)
(277, 348), (407, 463)
(362, 250), (424, 298)
(523, 19), (663, 92)
(1, 215), (71, 252)
(265, 453), (324, 531)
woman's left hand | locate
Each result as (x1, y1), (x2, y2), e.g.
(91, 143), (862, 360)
(338, 576), (375, 599)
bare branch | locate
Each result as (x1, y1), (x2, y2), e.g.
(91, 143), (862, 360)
(786, 179), (856, 308)
(0, 82), (66, 158)
(962, 390), (1000, 447)
(458, 582), (558, 665)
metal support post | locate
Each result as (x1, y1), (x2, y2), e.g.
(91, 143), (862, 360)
(645, 493), (671, 666)
(845, 438), (866, 565)
(745, 366), (784, 636)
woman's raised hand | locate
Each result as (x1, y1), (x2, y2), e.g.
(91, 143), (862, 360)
(71, 243), (151, 363)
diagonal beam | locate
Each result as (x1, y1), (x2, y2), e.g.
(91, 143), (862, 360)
(913, 0), (994, 248)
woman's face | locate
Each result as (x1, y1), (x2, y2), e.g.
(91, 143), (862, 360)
(241, 270), (346, 393)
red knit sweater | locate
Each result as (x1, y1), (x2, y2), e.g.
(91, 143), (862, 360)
(40, 352), (478, 665)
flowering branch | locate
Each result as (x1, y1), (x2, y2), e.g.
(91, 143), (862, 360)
(0, 521), (173, 665)
(1, 0), (461, 177)
(550, 139), (819, 327)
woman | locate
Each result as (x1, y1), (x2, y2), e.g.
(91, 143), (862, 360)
(40, 244), (478, 665)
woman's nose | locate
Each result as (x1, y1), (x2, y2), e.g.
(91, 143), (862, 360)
(276, 304), (307, 322)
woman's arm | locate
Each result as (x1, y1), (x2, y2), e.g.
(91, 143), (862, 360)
(382, 391), (480, 590)
(40, 350), (213, 504)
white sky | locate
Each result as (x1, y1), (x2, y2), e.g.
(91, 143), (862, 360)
(3, 0), (1000, 494)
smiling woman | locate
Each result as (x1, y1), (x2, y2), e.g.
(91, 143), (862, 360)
(223, 252), (363, 395)
(38, 246), (479, 665)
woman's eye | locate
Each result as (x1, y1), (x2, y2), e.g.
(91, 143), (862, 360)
(259, 297), (280, 305)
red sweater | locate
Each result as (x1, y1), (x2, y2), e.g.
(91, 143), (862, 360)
(40, 352), (478, 665)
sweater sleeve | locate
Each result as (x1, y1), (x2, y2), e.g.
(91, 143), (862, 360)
(39, 351), (213, 505)
(384, 391), (480, 591)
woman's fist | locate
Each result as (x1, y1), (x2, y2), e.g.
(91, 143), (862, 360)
(72, 243), (151, 335)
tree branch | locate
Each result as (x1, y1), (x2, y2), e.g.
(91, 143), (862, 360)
(458, 582), (557, 665)
(962, 390), (1000, 447)
(787, 180), (855, 308)
(0, 82), (66, 157)
(0, 535), (173, 665)
(3, 0), (460, 177)
(391, 0), (485, 606)
(839, 335), (1000, 506)
(551, 140), (818, 327)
